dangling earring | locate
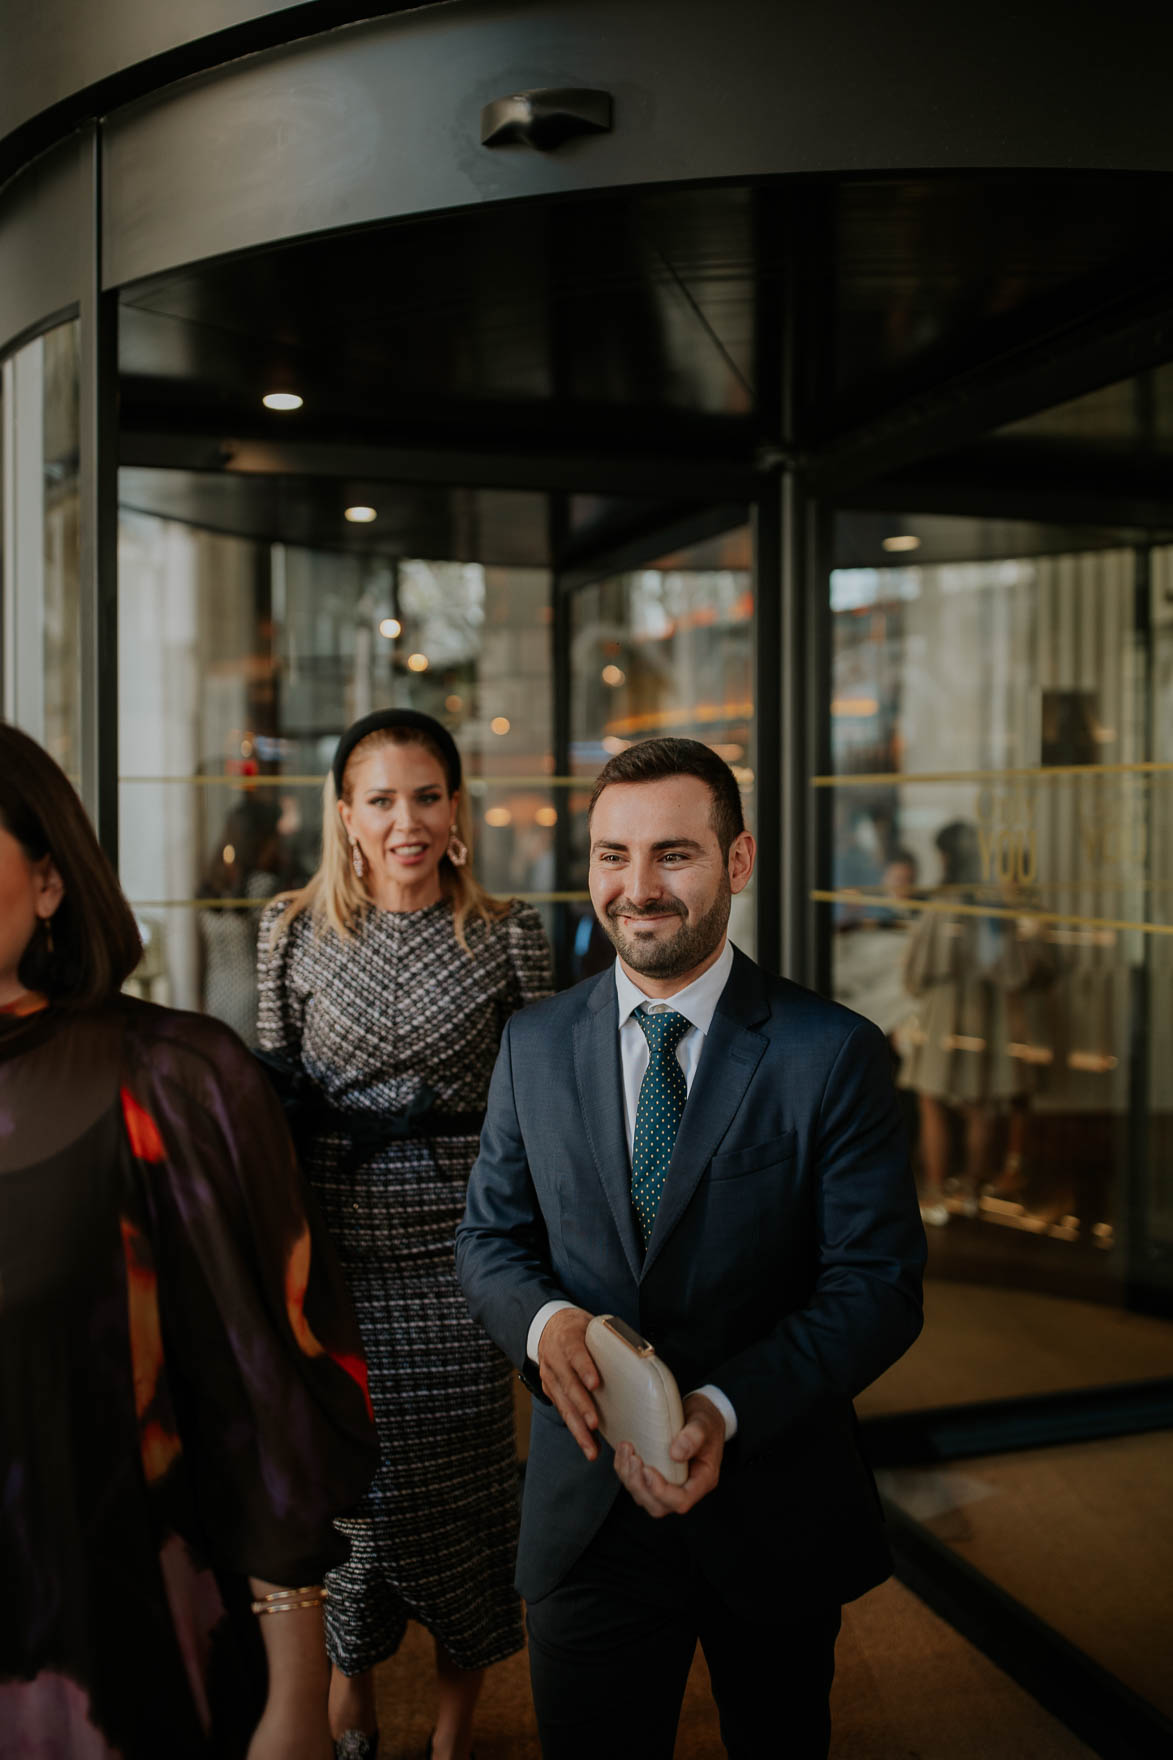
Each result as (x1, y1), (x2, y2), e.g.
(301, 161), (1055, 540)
(447, 824), (469, 868)
(350, 839), (366, 880)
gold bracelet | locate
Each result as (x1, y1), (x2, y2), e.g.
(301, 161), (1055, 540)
(250, 1586), (329, 1615)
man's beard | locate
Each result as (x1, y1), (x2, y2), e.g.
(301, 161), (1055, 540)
(600, 881), (731, 979)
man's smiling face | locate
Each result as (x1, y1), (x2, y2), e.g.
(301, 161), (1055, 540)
(588, 774), (753, 987)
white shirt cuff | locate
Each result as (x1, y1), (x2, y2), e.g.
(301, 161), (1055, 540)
(688, 1383), (738, 1440)
(526, 1299), (577, 1365)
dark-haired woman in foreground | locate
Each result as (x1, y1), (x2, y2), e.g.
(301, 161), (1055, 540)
(0, 723), (377, 1760)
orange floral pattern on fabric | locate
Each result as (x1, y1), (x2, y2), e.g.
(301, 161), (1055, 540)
(120, 1088), (166, 1163)
(284, 1224), (326, 1358)
(120, 1216), (182, 1485)
(284, 1224), (375, 1418)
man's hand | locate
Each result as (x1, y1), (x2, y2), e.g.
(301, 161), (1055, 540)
(537, 1306), (602, 1461)
(613, 1391), (725, 1518)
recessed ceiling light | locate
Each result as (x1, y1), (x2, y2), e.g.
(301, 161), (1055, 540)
(882, 534), (920, 553)
(535, 806), (558, 827)
(262, 391), (303, 411)
(490, 716), (511, 735)
(345, 505), (377, 523)
(601, 664), (626, 686)
(407, 652), (429, 672)
(378, 617), (401, 638)
(485, 806), (513, 828)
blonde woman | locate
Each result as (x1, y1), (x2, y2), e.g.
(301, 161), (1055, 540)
(257, 710), (552, 1760)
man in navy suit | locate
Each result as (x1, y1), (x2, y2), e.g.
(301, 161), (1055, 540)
(456, 738), (925, 1758)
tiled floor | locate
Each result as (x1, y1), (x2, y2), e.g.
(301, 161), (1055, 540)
(372, 1577), (1095, 1758)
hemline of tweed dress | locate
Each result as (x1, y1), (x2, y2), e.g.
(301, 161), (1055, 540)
(257, 895), (552, 1675)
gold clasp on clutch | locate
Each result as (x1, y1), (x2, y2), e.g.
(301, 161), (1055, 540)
(601, 1314), (655, 1358)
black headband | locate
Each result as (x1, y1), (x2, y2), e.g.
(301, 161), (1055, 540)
(331, 709), (463, 797)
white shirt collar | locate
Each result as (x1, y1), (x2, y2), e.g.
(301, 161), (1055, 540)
(613, 938), (735, 1036)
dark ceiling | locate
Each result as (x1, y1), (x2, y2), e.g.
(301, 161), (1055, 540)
(117, 172), (1173, 567)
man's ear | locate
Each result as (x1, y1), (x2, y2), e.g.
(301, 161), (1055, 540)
(728, 830), (756, 895)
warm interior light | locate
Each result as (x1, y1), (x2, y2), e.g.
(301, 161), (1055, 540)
(378, 617), (402, 639)
(485, 806), (513, 828)
(262, 392), (303, 411)
(345, 505), (377, 524)
(222, 844), (236, 865)
(445, 694), (464, 712)
(601, 664), (626, 686)
(490, 716), (511, 736)
(831, 696), (879, 717)
(407, 652), (429, 672)
(601, 735), (630, 755)
(535, 806), (558, 828)
(882, 534), (920, 553)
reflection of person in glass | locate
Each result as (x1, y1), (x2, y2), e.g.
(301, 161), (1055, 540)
(198, 790), (304, 1043)
(0, 723), (376, 1760)
(257, 709), (552, 1760)
(901, 819), (1054, 1226)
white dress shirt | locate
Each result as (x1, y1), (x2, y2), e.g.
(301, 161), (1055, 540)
(527, 940), (739, 1440)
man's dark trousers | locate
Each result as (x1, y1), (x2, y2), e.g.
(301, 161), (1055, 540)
(526, 1492), (841, 1759)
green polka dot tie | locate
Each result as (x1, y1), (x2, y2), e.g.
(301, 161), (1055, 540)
(632, 1008), (691, 1247)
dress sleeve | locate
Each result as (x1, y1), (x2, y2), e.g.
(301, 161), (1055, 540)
(121, 1006), (377, 1586)
(256, 903), (306, 1055)
(501, 900), (555, 1015)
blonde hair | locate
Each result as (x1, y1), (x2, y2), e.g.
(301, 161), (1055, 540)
(270, 726), (507, 953)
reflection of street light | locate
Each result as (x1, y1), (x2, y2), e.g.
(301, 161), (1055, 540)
(490, 716), (511, 735)
(485, 807), (512, 827)
(378, 617), (401, 638)
(601, 664), (625, 686)
(535, 806), (558, 827)
(345, 505), (377, 523)
(407, 652), (429, 672)
(262, 391), (303, 411)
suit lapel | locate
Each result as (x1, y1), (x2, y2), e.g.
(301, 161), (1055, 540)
(641, 949), (770, 1279)
(573, 971), (644, 1283)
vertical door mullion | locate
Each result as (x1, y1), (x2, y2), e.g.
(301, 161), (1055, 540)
(78, 125), (119, 859)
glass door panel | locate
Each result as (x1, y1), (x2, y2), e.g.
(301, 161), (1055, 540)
(567, 525), (754, 979)
(822, 527), (1173, 1408)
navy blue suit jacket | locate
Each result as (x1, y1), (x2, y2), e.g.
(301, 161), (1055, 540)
(456, 948), (925, 1606)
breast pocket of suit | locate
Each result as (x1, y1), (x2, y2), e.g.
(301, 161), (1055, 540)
(708, 1128), (798, 1182)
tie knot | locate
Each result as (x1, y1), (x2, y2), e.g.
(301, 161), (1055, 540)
(636, 1007), (690, 1054)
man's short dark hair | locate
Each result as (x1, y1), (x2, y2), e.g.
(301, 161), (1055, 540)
(588, 737), (746, 856)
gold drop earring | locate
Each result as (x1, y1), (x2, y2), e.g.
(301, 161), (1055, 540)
(446, 824), (469, 867)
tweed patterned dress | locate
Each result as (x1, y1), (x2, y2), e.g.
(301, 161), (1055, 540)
(256, 896), (551, 1674)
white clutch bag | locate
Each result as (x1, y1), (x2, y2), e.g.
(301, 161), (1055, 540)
(585, 1314), (687, 1486)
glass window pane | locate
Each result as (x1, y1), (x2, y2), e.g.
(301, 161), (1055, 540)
(825, 523), (1173, 1403)
(1, 320), (81, 778)
(569, 526), (754, 976)
(117, 505), (555, 1037)
(41, 322), (81, 780)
